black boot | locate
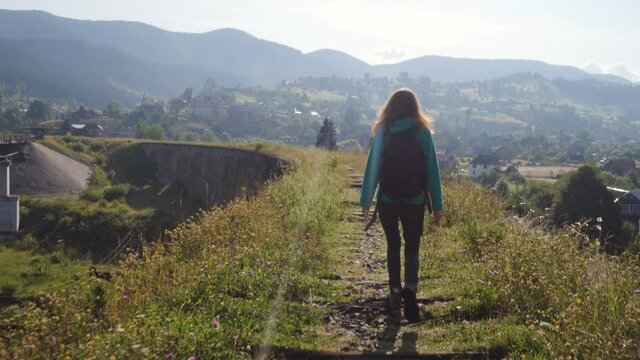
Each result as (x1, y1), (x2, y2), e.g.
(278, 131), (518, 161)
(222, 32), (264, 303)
(402, 287), (419, 323)
(385, 288), (402, 324)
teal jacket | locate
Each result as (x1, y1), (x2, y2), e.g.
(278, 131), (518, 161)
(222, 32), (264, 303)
(359, 118), (443, 211)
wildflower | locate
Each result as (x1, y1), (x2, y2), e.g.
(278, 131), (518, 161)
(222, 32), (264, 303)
(122, 295), (129, 301)
(165, 353), (174, 359)
(188, 356), (197, 360)
(596, 217), (603, 223)
(57, 239), (64, 244)
(490, 266), (499, 276)
(477, 279), (485, 285)
(213, 319), (220, 329)
(539, 321), (552, 328)
(69, 293), (78, 302)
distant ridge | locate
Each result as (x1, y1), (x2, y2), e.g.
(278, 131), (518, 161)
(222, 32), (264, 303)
(0, 9), (631, 105)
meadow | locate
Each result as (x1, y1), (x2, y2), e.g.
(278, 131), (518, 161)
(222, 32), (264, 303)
(1, 146), (638, 359)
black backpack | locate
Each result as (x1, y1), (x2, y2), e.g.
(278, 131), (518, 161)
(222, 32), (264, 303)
(380, 125), (426, 198)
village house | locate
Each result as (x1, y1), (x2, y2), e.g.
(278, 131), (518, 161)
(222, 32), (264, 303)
(62, 122), (104, 137)
(602, 159), (637, 176)
(139, 103), (165, 120)
(615, 189), (640, 222)
(468, 154), (499, 179)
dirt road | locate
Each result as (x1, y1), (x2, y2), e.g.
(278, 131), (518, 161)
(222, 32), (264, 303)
(10, 142), (91, 195)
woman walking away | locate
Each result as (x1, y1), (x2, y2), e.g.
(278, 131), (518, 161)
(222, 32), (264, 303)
(360, 88), (443, 324)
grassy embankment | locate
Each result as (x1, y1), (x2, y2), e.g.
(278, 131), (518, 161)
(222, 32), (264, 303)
(0, 136), (288, 306)
(1, 144), (346, 359)
(1, 145), (639, 358)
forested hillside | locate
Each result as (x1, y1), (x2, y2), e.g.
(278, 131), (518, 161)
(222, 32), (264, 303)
(0, 10), (631, 107)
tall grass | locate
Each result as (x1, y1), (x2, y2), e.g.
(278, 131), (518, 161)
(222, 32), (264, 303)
(1, 148), (345, 359)
(430, 175), (640, 358)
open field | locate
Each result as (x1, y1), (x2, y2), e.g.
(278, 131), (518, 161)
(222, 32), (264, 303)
(517, 165), (576, 179)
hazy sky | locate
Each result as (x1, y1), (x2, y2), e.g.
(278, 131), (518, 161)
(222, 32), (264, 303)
(1, 0), (639, 81)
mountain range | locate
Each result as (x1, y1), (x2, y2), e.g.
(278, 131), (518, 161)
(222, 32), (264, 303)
(0, 9), (631, 106)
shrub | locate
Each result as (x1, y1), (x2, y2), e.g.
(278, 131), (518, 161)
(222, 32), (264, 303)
(0, 282), (18, 296)
(70, 142), (86, 153)
(103, 184), (130, 201)
(79, 188), (103, 202)
(89, 167), (111, 187)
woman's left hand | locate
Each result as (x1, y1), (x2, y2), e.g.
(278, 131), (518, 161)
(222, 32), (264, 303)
(431, 211), (442, 226)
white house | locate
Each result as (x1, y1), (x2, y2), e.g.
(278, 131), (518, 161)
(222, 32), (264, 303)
(468, 154), (499, 179)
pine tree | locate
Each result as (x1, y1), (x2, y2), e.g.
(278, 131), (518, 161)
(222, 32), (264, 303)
(315, 117), (337, 150)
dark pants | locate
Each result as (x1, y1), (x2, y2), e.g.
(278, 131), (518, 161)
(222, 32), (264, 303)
(378, 201), (425, 292)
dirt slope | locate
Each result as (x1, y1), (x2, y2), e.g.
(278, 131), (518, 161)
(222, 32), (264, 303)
(10, 142), (91, 195)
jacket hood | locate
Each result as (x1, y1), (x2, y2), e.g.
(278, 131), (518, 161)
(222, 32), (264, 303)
(387, 118), (419, 133)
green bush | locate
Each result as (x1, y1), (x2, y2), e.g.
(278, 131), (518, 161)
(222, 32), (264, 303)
(79, 188), (103, 202)
(103, 184), (130, 201)
(0, 282), (18, 296)
(19, 197), (173, 260)
(89, 167), (111, 187)
(70, 142), (86, 153)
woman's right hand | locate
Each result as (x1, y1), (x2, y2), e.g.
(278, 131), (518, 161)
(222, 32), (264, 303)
(362, 207), (370, 221)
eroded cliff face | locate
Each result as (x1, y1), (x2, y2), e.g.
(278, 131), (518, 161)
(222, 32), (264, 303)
(138, 143), (287, 207)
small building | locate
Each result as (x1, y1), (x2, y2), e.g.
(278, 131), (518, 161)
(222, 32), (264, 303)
(602, 159), (637, 176)
(468, 154), (499, 179)
(615, 189), (640, 221)
(140, 103), (165, 119)
(63, 123), (104, 137)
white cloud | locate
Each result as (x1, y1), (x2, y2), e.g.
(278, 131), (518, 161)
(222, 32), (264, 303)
(291, 0), (513, 63)
(581, 61), (640, 82)
(368, 46), (410, 64)
(581, 61), (604, 74)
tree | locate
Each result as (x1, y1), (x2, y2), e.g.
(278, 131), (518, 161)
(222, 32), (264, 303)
(136, 120), (165, 140)
(343, 96), (360, 137)
(203, 78), (218, 93)
(477, 167), (502, 188)
(106, 101), (123, 119)
(26, 99), (54, 123)
(182, 88), (193, 103)
(3, 107), (24, 127)
(315, 117), (337, 150)
(628, 172), (640, 188)
(493, 180), (509, 197)
(552, 165), (622, 250)
(508, 171), (527, 189)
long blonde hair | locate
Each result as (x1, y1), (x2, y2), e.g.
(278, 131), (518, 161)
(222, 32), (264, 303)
(372, 88), (430, 135)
